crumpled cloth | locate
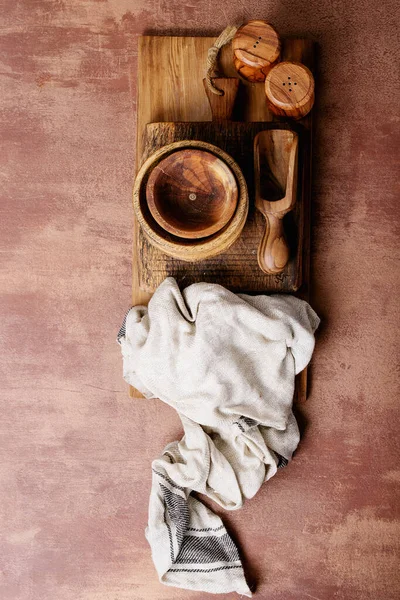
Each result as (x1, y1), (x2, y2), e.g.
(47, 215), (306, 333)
(118, 277), (319, 597)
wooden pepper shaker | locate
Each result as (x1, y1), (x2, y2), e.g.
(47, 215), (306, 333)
(265, 61), (315, 119)
(232, 20), (281, 82)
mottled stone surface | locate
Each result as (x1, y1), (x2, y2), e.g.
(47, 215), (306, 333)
(0, 1), (399, 599)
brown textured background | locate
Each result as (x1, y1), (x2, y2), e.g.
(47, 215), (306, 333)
(1, 1), (399, 599)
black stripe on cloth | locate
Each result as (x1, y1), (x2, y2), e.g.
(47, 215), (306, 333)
(163, 451), (175, 462)
(186, 525), (225, 533)
(153, 469), (186, 492)
(233, 421), (245, 432)
(164, 505), (174, 562)
(276, 453), (289, 469)
(176, 533), (240, 564)
(160, 484), (190, 549)
(233, 417), (258, 433)
(116, 308), (131, 344)
(169, 565), (242, 573)
(240, 416), (258, 428)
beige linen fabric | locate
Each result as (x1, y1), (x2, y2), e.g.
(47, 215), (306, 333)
(118, 277), (319, 596)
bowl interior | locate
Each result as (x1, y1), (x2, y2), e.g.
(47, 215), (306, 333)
(146, 149), (238, 239)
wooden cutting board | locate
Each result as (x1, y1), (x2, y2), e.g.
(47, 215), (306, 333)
(139, 119), (307, 292)
(136, 38), (313, 294)
(132, 35), (314, 401)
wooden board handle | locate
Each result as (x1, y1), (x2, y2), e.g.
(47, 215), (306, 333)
(258, 212), (290, 274)
(203, 77), (239, 121)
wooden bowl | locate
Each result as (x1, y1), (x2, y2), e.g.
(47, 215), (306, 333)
(133, 140), (248, 262)
(146, 149), (238, 239)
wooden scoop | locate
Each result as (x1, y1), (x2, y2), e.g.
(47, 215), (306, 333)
(254, 129), (299, 274)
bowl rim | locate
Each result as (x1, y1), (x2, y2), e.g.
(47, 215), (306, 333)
(145, 147), (239, 239)
(133, 140), (249, 262)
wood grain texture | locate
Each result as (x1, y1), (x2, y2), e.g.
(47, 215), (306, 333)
(132, 37), (217, 310)
(132, 36), (314, 402)
(266, 61), (315, 119)
(233, 56), (271, 82)
(136, 39), (313, 294)
(233, 20), (281, 82)
(202, 77), (239, 120)
(133, 139), (248, 260)
(138, 120), (305, 290)
(146, 148), (238, 239)
(255, 129), (299, 274)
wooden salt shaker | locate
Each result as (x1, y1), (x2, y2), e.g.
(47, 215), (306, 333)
(233, 20), (281, 82)
(265, 61), (315, 119)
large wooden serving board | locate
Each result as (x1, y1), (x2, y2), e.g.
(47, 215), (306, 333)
(132, 35), (314, 400)
(136, 38), (313, 294)
(139, 119), (308, 292)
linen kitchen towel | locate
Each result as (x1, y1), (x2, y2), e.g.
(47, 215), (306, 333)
(118, 277), (320, 596)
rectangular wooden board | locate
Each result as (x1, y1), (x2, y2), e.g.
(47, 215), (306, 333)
(138, 120), (309, 292)
(132, 35), (314, 401)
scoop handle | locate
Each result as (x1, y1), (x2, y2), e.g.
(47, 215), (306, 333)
(258, 213), (290, 274)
